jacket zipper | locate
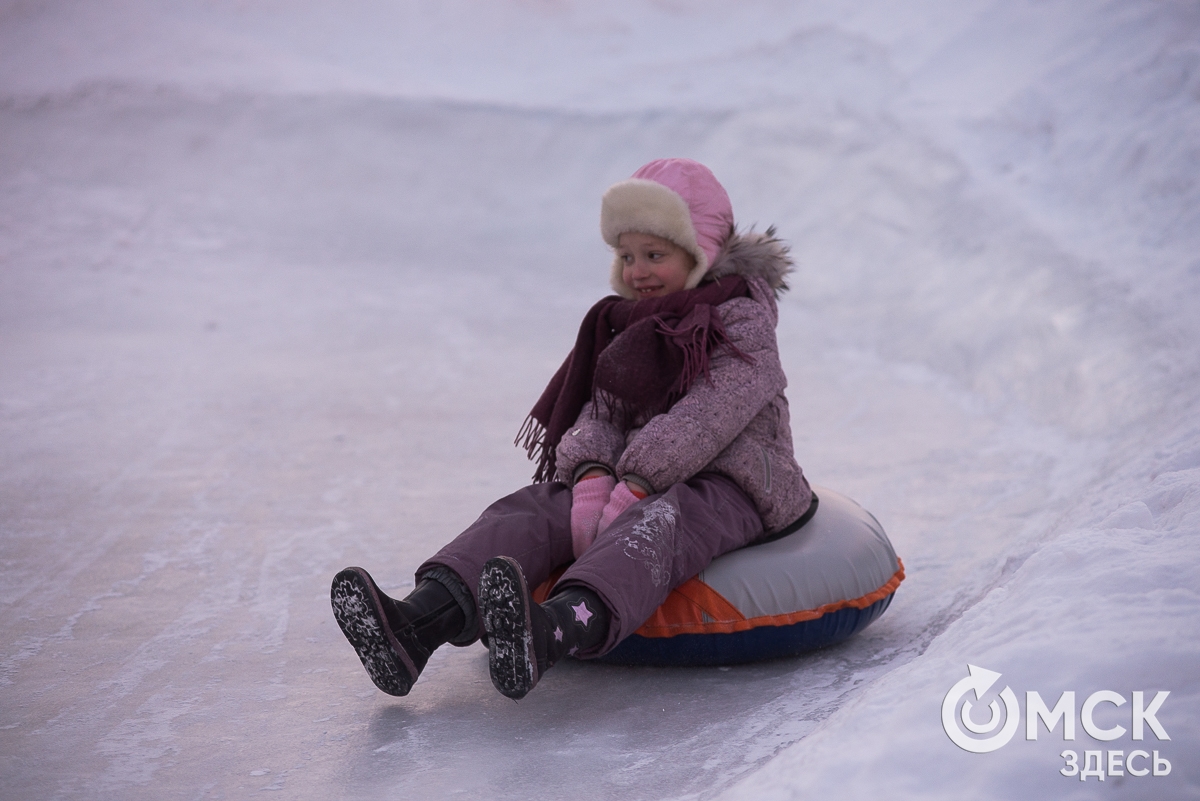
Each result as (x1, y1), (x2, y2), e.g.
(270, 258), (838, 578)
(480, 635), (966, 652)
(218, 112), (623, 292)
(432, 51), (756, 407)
(761, 447), (772, 495)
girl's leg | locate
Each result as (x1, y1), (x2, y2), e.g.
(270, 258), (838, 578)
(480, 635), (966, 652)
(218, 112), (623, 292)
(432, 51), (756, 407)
(331, 482), (575, 696)
(328, 482), (571, 695)
(479, 556), (610, 700)
(477, 473), (762, 698)
(557, 472), (763, 655)
(417, 481), (575, 643)
(330, 568), (465, 697)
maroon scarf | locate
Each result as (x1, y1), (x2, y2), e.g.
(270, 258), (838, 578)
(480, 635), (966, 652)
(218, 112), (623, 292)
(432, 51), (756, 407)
(516, 276), (753, 482)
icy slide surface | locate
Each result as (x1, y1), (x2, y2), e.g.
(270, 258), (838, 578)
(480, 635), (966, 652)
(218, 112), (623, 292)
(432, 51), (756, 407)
(1, 1), (1198, 799)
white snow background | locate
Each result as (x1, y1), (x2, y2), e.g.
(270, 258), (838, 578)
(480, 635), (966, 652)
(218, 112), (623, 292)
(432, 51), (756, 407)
(1, 1), (1198, 798)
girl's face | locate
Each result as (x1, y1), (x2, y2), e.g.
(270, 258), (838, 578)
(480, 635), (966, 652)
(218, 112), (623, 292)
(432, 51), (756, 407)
(618, 232), (696, 299)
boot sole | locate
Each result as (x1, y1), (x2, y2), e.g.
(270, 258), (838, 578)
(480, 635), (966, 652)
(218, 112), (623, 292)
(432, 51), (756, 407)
(479, 557), (538, 700)
(330, 567), (418, 697)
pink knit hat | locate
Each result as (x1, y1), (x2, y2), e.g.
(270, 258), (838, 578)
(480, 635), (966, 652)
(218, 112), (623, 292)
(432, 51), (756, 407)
(601, 158), (735, 299)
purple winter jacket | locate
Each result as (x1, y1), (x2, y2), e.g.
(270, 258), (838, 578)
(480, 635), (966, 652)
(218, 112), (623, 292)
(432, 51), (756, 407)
(553, 229), (813, 533)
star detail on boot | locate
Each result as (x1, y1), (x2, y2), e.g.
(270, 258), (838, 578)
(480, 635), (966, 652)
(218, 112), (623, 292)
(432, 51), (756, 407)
(554, 625), (563, 642)
(568, 645), (579, 656)
(571, 600), (594, 626)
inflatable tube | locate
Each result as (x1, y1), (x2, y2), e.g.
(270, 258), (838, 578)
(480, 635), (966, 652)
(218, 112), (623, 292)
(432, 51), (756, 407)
(597, 486), (903, 667)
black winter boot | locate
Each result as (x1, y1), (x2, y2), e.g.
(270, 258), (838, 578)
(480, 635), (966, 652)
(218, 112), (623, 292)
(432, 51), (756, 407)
(478, 556), (610, 700)
(331, 567), (466, 696)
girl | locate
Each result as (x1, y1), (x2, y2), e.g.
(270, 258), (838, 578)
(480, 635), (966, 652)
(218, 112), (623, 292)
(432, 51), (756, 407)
(331, 158), (813, 700)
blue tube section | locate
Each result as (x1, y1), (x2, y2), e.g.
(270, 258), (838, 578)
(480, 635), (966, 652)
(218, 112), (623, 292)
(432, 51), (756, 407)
(595, 593), (895, 667)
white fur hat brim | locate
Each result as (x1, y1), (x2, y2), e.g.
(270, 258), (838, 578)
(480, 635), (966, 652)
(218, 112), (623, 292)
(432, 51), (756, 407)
(601, 178), (708, 299)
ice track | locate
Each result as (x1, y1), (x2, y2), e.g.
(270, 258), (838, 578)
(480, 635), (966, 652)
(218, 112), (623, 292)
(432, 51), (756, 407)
(1, 2), (1198, 798)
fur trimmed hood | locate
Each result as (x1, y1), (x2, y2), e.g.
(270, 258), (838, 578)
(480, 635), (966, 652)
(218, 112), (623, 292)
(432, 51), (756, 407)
(607, 224), (794, 302)
(706, 226), (793, 300)
(603, 159), (736, 298)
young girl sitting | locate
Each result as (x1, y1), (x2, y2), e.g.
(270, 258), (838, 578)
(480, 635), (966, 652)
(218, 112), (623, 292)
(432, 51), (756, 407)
(331, 158), (813, 700)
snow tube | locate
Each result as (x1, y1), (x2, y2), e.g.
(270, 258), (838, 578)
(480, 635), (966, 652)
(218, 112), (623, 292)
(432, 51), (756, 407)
(596, 486), (903, 667)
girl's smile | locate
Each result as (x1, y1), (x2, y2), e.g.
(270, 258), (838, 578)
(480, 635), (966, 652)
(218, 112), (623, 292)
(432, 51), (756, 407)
(617, 232), (696, 299)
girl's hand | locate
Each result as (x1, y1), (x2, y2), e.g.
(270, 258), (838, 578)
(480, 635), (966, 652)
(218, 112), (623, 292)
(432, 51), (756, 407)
(596, 481), (648, 534)
(571, 473), (616, 558)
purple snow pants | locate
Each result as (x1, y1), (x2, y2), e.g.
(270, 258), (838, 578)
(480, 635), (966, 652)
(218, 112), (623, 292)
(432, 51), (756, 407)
(418, 472), (764, 657)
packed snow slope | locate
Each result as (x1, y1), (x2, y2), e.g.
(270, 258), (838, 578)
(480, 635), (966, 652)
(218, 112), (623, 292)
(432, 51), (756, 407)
(1, 1), (1197, 799)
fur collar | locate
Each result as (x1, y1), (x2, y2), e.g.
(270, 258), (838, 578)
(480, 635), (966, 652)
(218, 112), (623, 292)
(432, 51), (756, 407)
(705, 226), (793, 299)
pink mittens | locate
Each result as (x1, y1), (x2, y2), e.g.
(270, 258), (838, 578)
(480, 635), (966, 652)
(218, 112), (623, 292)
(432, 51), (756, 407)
(571, 474), (616, 558)
(597, 481), (648, 535)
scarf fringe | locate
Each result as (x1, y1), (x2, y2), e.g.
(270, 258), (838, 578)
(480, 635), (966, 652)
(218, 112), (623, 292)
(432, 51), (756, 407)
(592, 387), (633, 435)
(656, 315), (756, 400)
(515, 414), (553, 484)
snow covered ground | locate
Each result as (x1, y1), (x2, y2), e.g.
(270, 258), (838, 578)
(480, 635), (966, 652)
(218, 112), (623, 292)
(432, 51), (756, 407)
(1, 1), (1197, 798)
